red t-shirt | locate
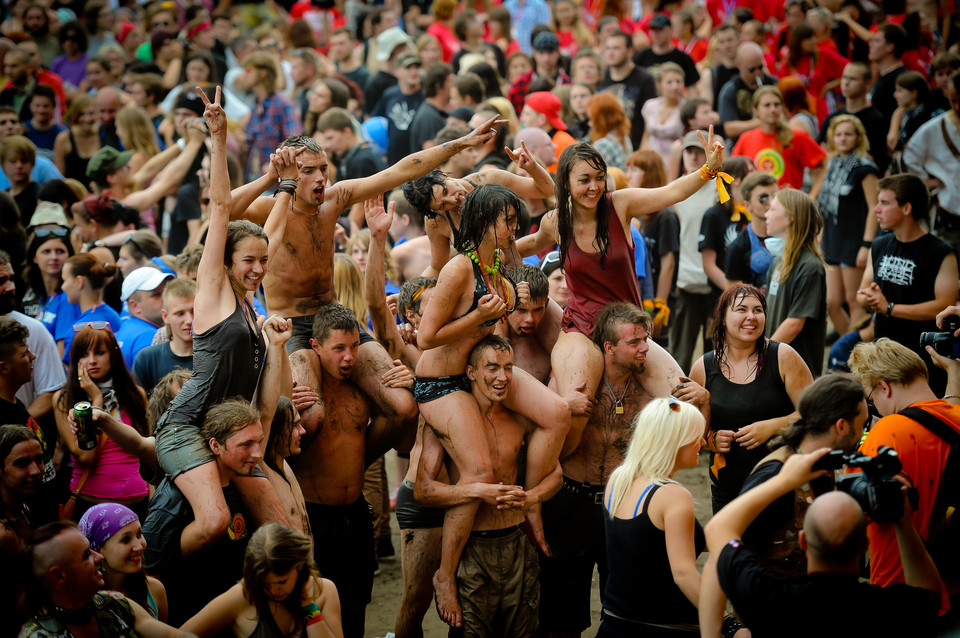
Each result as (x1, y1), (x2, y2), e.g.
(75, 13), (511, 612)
(427, 22), (461, 63)
(859, 399), (960, 611)
(731, 128), (826, 188)
(778, 48), (849, 123)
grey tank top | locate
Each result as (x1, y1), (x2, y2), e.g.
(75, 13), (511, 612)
(157, 297), (265, 431)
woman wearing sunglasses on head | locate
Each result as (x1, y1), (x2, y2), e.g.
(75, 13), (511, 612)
(21, 226), (80, 358)
(53, 323), (151, 522)
(58, 252), (121, 364)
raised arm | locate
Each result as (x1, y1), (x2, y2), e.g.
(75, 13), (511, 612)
(612, 126), (724, 219)
(257, 315), (293, 446)
(472, 141), (555, 200)
(130, 144), (183, 191)
(364, 194), (411, 363)
(123, 121), (207, 212)
(262, 147), (303, 265)
(332, 115), (508, 209)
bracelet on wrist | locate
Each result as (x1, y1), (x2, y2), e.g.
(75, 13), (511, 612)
(700, 163), (734, 204)
(943, 394), (960, 401)
(722, 615), (745, 638)
(861, 239), (873, 249)
(302, 601), (321, 624)
(886, 301), (895, 316)
(279, 179), (299, 188)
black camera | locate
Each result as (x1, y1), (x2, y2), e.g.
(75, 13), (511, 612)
(812, 446), (914, 523)
(919, 316), (960, 359)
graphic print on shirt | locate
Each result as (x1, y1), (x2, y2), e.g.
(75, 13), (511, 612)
(875, 255), (916, 287)
(754, 148), (785, 180)
(387, 101), (417, 132)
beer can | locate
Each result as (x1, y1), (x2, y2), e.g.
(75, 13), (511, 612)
(74, 401), (97, 450)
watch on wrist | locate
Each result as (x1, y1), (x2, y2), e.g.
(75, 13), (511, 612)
(886, 301), (895, 316)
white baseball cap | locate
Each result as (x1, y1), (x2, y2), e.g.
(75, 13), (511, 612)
(121, 266), (173, 302)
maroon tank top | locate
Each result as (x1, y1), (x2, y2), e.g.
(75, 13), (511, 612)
(562, 195), (643, 337)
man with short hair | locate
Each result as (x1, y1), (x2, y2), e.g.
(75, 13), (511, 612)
(903, 69), (960, 246)
(23, 85), (64, 159)
(416, 336), (558, 638)
(0, 107), (62, 191)
(598, 31), (657, 150)
(700, 450), (943, 636)
(386, 191), (432, 282)
(22, 521), (191, 637)
(364, 26), (413, 117)
(0, 317), (38, 433)
(143, 398), (263, 625)
(508, 31), (571, 115)
(504, 264), (555, 384)
(716, 42), (777, 143)
(513, 127), (557, 173)
(818, 62), (889, 173)
(451, 73), (484, 109)
(23, 3), (60, 66)
(635, 14), (700, 93)
(127, 73), (166, 132)
(433, 125), (477, 178)
(117, 267), (173, 369)
(316, 107), (386, 182)
(520, 92), (576, 169)
(857, 174), (958, 395)
(409, 63), (453, 153)
(1, 135), (39, 224)
(0, 49), (37, 118)
(847, 337), (960, 608)
(724, 171), (778, 289)
(290, 48), (321, 116)
(699, 23), (740, 108)
(867, 23), (908, 128)
(371, 52), (425, 168)
(539, 302), (707, 637)
(666, 97), (718, 178)
(329, 27), (370, 94)
(133, 277), (196, 394)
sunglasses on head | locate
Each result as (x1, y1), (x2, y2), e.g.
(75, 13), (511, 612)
(74, 321), (112, 333)
(34, 227), (69, 239)
(667, 395), (682, 412)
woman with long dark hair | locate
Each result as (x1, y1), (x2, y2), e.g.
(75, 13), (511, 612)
(182, 523), (342, 637)
(689, 285), (812, 513)
(79, 504), (168, 621)
(20, 227), (77, 354)
(517, 133), (723, 472)
(53, 325), (151, 521)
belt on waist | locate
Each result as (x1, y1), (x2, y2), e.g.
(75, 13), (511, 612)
(562, 476), (606, 505)
(470, 523), (522, 539)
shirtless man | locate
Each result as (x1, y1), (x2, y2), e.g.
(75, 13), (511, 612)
(538, 302), (710, 638)
(416, 336), (562, 638)
(506, 264), (558, 385)
(229, 117), (506, 458)
(289, 303), (375, 638)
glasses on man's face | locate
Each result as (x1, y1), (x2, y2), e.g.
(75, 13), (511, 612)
(74, 321), (111, 333)
(865, 385), (882, 420)
(748, 65), (763, 73)
(35, 227), (70, 239)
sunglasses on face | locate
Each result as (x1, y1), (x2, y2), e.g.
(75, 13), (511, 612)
(748, 65), (763, 73)
(34, 227), (70, 239)
(757, 194), (771, 204)
(74, 321), (112, 333)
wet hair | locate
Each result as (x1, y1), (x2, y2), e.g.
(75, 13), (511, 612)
(776, 374), (864, 450)
(468, 334), (513, 369)
(509, 264), (549, 302)
(398, 276), (437, 320)
(265, 396), (296, 480)
(224, 220), (268, 268)
(311, 303), (359, 344)
(0, 316), (30, 363)
(403, 169), (448, 220)
(593, 302), (652, 350)
(877, 173), (930, 216)
(242, 523), (322, 635)
(201, 398), (261, 447)
(776, 188), (823, 283)
(279, 134), (324, 155)
(60, 325), (148, 436)
(64, 253), (117, 290)
(555, 142), (610, 266)
(456, 184), (521, 256)
(147, 369), (191, 432)
(712, 284), (768, 376)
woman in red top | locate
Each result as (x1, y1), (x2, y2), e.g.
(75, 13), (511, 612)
(519, 133), (723, 450)
(426, 0), (460, 64)
(732, 87), (826, 191)
(777, 22), (849, 125)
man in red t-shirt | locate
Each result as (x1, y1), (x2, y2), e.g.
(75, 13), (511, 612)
(848, 337), (960, 612)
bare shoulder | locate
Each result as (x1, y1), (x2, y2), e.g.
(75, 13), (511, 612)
(639, 339), (684, 396)
(656, 482), (694, 509)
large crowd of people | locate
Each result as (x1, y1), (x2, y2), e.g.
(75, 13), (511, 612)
(1, 0), (959, 636)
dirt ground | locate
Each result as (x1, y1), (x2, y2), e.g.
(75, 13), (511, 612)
(363, 452), (715, 638)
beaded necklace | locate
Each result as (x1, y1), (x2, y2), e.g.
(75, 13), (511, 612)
(465, 248), (511, 322)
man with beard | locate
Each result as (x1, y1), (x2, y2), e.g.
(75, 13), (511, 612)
(22, 3), (61, 67)
(537, 302), (710, 637)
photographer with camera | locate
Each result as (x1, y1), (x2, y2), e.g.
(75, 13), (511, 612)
(848, 338), (960, 615)
(700, 450), (943, 637)
(736, 374), (868, 578)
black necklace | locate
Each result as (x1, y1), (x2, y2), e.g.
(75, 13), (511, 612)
(52, 602), (94, 625)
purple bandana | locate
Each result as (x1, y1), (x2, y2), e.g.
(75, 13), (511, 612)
(78, 503), (140, 551)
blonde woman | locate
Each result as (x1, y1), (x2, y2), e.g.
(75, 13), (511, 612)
(116, 106), (161, 175)
(816, 115), (880, 336)
(763, 188), (827, 376)
(731, 86), (826, 192)
(332, 253), (369, 328)
(345, 228), (401, 294)
(599, 397), (706, 637)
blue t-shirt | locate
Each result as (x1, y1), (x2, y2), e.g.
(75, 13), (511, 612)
(0, 156), (63, 190)
(117, 315), (162, 369)
(38, 291), (81, 344)
(62, 304), (123, 364)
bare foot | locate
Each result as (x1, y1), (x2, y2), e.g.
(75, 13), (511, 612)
(433, 569), (462, 627)
(524, 506), (549, 556)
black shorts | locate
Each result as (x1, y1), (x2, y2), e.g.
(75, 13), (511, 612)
(413, 374), (471, 403)
(305, 497), (376, 607)
(286, 313), (377, 354)
(538, 476), (608, 634)
(395, 479), (445, 530)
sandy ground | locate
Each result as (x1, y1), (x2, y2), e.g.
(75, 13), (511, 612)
(363, 453), (715, 638)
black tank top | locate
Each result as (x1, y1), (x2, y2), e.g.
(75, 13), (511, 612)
(157, 298), (266, 431)
(703, 341), (794, 496)
(65, 129), (92, 184)
(602, 483), (705, 629)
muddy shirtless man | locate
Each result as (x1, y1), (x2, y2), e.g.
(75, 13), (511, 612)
(505, 264), (560, 385)
(538, 302), (710, 638)
(229, 118), (505, 457)
(288, 303), (375, 638)
(416, 336), (562, 638)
